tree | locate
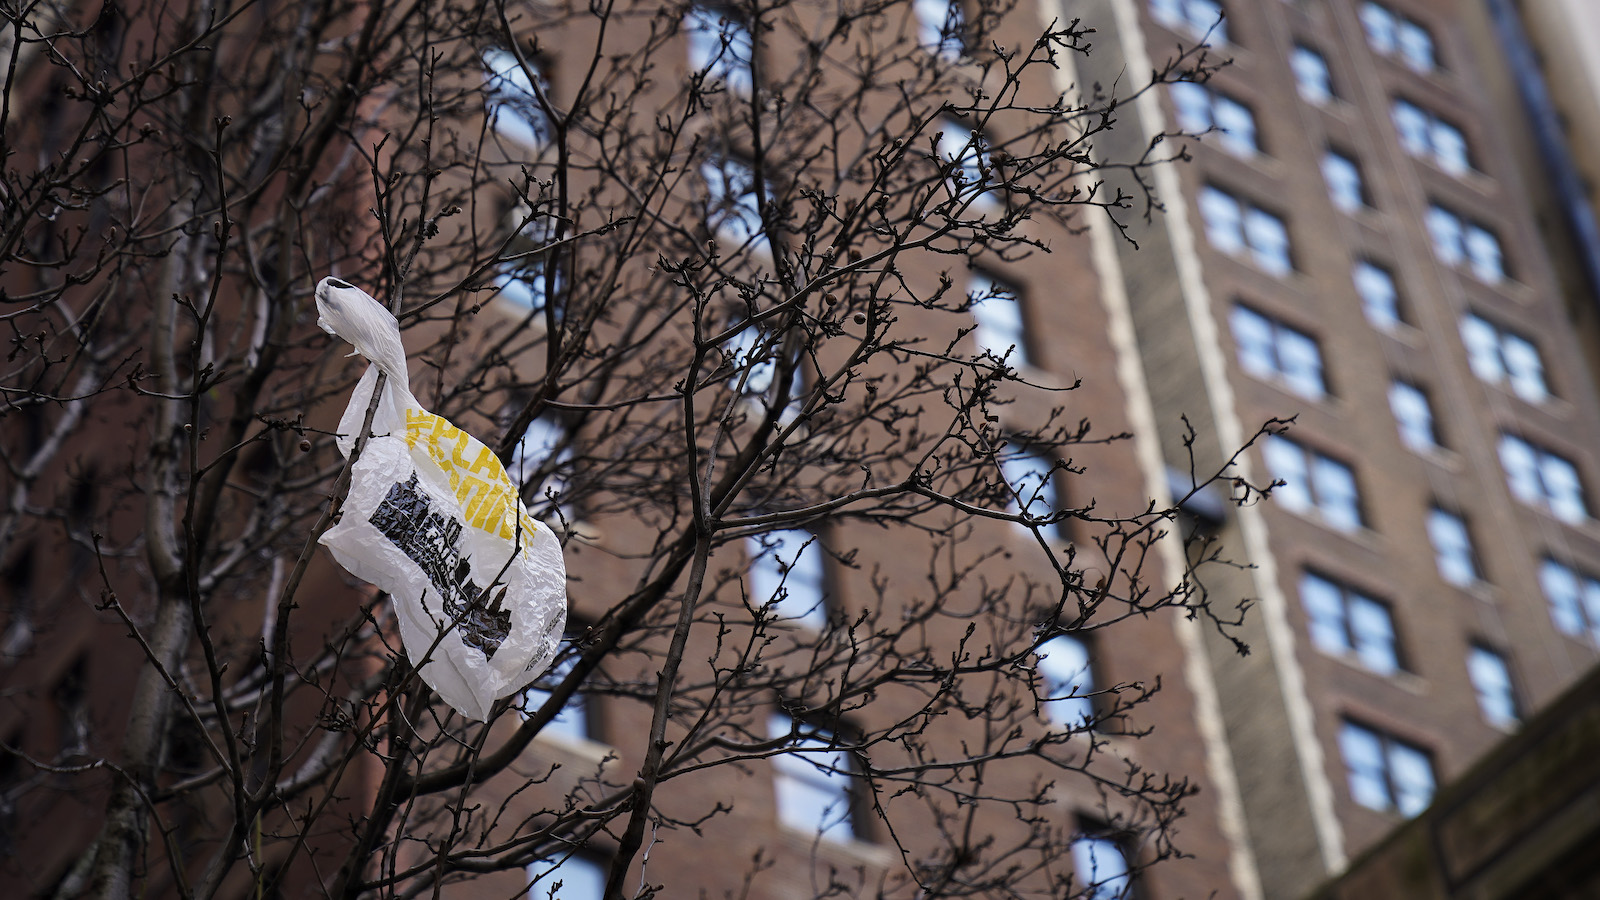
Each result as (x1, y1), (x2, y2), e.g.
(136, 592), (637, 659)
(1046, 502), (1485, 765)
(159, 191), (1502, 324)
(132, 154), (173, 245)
(0, 0), (1254, 898)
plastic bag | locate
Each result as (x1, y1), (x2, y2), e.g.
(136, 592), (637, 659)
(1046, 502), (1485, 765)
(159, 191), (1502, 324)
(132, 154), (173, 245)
(314, 276), (567, 722)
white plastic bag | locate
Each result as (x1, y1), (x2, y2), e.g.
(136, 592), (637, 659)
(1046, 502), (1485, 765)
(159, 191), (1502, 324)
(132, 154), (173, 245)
(314, 276), (567, 722)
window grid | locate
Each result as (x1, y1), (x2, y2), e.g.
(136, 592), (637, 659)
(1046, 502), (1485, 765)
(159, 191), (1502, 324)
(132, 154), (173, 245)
(1466, 645), (1519, 729)
(1388, 381), (1438, 452)
(1150, 0), (1227, 44)
(1392, 99), (1470, 175)
(1229, 305), (1325, 399)
(1498, 434), (1587, 523)
(747, 529), (828, 630)
(1459, 314), (1547, 402)
(1170, 82), (1258, 156)
(1339, 720), (1436, 817)
(1292, 45), (1334, 104)
(1300, 572), (1400, 674)
(1353, 261), (1402, 329)
(1037, 635), (1095, 729)
(769, 714), (859, 842)
(1198, 186), (1292, 276)
(1263, 436), (1362, 532)
(1322, 150), (1366, 213)
(1425, 507), (1478, 587)
(1359, 1), (1437, 72)
(969, 270), (1028, 367)
(1537, 558), (1600, 644)
(1427, 204), (1505, 283)
(685, 4), (753, 94)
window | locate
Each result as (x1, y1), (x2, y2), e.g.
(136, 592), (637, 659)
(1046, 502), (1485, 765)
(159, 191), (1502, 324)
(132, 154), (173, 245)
(1338, 720), (1435, 817)
(1322, 150), (1367, 213)
(702, 156), (767, 252)
(914, 0), (966, 59)
(1426, 204), (1505, 283)
(936, 118), (996, 207)
(482, 48), (551, 147)
(495, 212), (558, 315)
(1359, 2), (1437, 73)
(1169, 82), (1258, 156)
(1262, 436), (1362, 532)
(1459, 314), (1547, 402)
(1388, 381), (1438, 451)
(1391, 99), (1470, 175)
(1466, 645), (1519, 729)
(1198, 186), (1292, 276)
(1036, 635), (1094, 728)
(1229, 305), (1324, 399)
(1000, 446), (1062, 541)
(1292, 45), (1334, 104)
(1072, 828), (1134, 900)
(769, 714), (859, 842)
(748, 529), (827, 630)
(968, 270), (1028, 366)
(527, 853), (605, 900)
(1498, 434), (1586, 523)
(1149, 0), (1227, 44)
(1537, 558), (1600, 643)
(520, 632), (593, 741)
(1353, 261), (1402, 329)
(685, 4), (753, 94)
(1426, 507), (1478, 587)
(1300, 572), (1400, 674)
(514, 416), (574, 523)
(722, 319), (776, 395)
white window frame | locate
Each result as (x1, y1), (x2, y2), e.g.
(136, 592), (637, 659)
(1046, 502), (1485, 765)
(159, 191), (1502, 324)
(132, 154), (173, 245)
(769, 713), (859, 842)
(1353, 261), (1401, 329)
(1262, 436), (1362, 532)
(1198, 186), (1291, 276)
(1291, 44), (1334, 104)
(1425, 507), (1477, 587)
(1300, 572), (1400, 674)
(1459, 314), (1547, 402)
(1537, 558), (1600, 644)
(1466, 645), (1519, 729)
(747, 529), (827, 630)
(1338, 720), (1436, 817)
(1498, 433), (1587, 523)
(968, 270), (1028, 367)
(1229, 305), (1324, 399)
(685, 4), (754, 94)
(1037, 635), (1094, 729)
(1169, 82), (1257, 157)
(482, 48), (552, 148)
(1391, 98), (1470, 175)
(1387, 381), (1437, 452)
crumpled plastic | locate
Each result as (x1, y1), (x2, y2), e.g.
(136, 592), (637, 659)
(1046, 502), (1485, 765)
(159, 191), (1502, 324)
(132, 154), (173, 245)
(314, 276), (567, 722)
